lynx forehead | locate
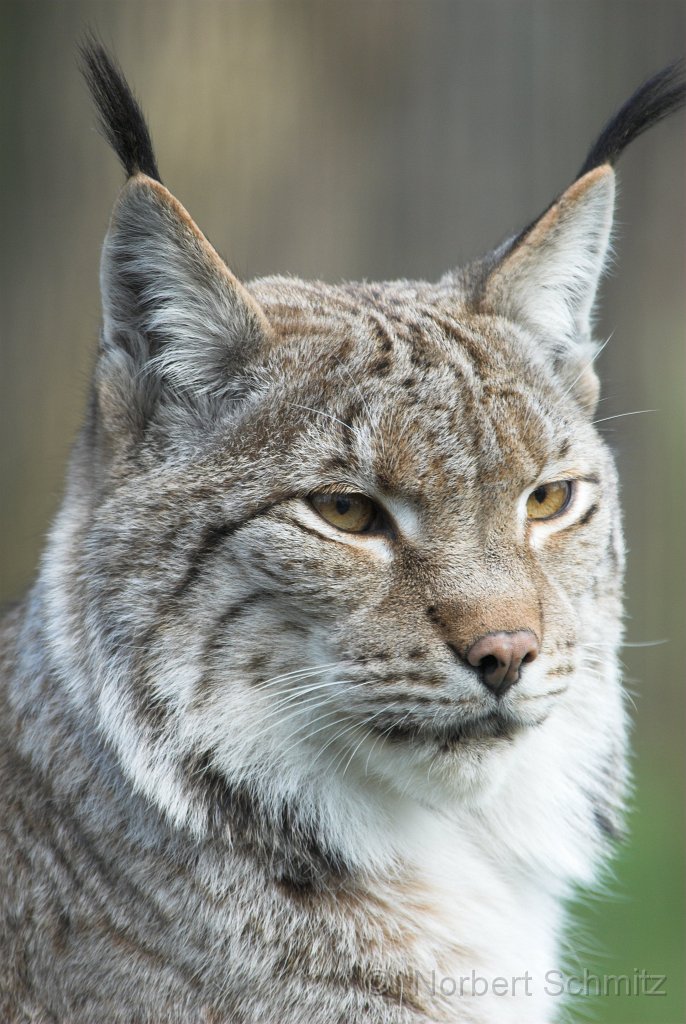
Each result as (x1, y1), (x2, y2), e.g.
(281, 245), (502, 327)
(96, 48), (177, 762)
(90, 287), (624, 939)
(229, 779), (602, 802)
(0, 41), (683, 1024)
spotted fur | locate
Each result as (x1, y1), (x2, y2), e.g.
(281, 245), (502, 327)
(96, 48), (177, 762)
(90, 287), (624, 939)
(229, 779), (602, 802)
(0, 45), (683, 1024)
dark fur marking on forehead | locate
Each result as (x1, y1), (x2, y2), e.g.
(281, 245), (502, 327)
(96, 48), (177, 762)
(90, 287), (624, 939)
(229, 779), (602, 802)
(318, 455), (355, 476)
(369, 358), (393, 376)
(336, 414), (362, 464)
(369, 316), (395, 354)
(431, 314), (496, 374)
(405, 321), (425, 348)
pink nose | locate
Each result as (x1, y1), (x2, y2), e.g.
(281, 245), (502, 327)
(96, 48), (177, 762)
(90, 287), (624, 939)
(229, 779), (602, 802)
(465, 631), (539, 695)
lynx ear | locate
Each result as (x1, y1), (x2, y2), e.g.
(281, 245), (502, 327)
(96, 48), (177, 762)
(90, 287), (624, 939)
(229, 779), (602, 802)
(100, 174), (269, 400)
(81, 39), (270, 436)
(476, 61), (686, 412)
(482, 166), (615, 344)
(478, 166), (615, 412)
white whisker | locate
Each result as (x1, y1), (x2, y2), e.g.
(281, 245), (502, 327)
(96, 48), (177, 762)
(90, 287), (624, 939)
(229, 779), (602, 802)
(242, 682), (345, 741)
(621, 639), (669, 648)
(229, 699), (346, 773)
(309, 717), (367, 772)
(223, 686), (346, 765)
(559, 331), (614, 404)
(290, 403), (361, 438)
(252, 661), (345, 692)
(593, 408), (656, 425)
(337, 702), (402, 781)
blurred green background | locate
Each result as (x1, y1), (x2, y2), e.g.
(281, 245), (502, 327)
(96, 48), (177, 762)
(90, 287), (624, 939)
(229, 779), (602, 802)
(1, 2), (683, 1020)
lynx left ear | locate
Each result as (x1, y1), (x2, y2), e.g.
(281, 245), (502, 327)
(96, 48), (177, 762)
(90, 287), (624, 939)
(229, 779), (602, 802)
(476, 59), (686, 412)
(482, 166), (615, 344)
(479, 166), (615, 409)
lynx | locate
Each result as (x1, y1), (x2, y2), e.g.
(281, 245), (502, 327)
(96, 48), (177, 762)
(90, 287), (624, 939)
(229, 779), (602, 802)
(1, 43), (683, 1024)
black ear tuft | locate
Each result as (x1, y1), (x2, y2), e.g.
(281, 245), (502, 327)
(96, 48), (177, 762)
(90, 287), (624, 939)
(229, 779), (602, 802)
(79, 35), (161, 182)
(578, 60), (686, 178)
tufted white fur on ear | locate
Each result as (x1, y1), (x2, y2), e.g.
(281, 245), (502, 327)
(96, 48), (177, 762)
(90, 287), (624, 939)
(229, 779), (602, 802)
(483, 166), (616, 347)
(100, 174), (270, 400)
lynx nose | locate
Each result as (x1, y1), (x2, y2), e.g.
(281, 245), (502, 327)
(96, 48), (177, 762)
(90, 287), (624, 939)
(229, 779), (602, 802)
(465, 631), (539, 695)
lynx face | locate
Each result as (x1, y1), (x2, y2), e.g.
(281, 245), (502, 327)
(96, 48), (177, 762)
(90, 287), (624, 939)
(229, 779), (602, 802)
(198, 284), (618, 806)
(45, 171), (622, 845)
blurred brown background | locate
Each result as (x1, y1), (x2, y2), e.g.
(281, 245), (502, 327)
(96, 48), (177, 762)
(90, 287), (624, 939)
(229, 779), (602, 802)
(1, 2), (684, 1020)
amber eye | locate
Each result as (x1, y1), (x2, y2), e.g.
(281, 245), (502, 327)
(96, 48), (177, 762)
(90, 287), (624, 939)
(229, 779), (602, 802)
(310, 492), (378, 533)
(526, 481), (573, 521)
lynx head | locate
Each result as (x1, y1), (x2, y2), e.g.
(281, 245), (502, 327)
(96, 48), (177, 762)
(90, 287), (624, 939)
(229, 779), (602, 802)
(42, 46), (684, 871)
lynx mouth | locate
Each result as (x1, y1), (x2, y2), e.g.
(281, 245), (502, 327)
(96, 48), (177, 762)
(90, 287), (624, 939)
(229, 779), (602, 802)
(368, 711), (524, 749)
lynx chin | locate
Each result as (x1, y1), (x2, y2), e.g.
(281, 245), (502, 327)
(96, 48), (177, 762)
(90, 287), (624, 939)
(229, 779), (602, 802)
(1, 43), (684, 1024)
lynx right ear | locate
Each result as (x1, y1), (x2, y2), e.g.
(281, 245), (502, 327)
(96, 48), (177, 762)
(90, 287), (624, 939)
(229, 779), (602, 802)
(100, 174), (270, 399)
(81, 39), (271, 436)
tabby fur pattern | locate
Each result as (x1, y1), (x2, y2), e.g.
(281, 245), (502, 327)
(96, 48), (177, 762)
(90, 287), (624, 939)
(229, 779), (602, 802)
(1, 45), (684, 1024)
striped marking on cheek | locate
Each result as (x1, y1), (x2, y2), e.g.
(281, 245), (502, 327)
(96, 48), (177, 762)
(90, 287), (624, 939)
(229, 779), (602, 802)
(190, 593), (270, 708)
(170, 522), (237, 598)
(205, 593), (269, 656)
(578, 502), (600, 527)
(153, 503), (281, 622)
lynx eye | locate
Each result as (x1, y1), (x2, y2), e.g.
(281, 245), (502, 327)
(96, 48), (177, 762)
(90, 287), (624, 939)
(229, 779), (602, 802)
(310, 492), (378, 533)
(526, 481), (573, 521)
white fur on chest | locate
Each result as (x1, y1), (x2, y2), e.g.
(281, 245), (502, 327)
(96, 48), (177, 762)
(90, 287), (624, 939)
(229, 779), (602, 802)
(376, 808), (562, 1023)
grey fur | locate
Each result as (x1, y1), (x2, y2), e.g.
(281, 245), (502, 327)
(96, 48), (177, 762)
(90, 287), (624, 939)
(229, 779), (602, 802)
(1, 50), (681, 1024)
